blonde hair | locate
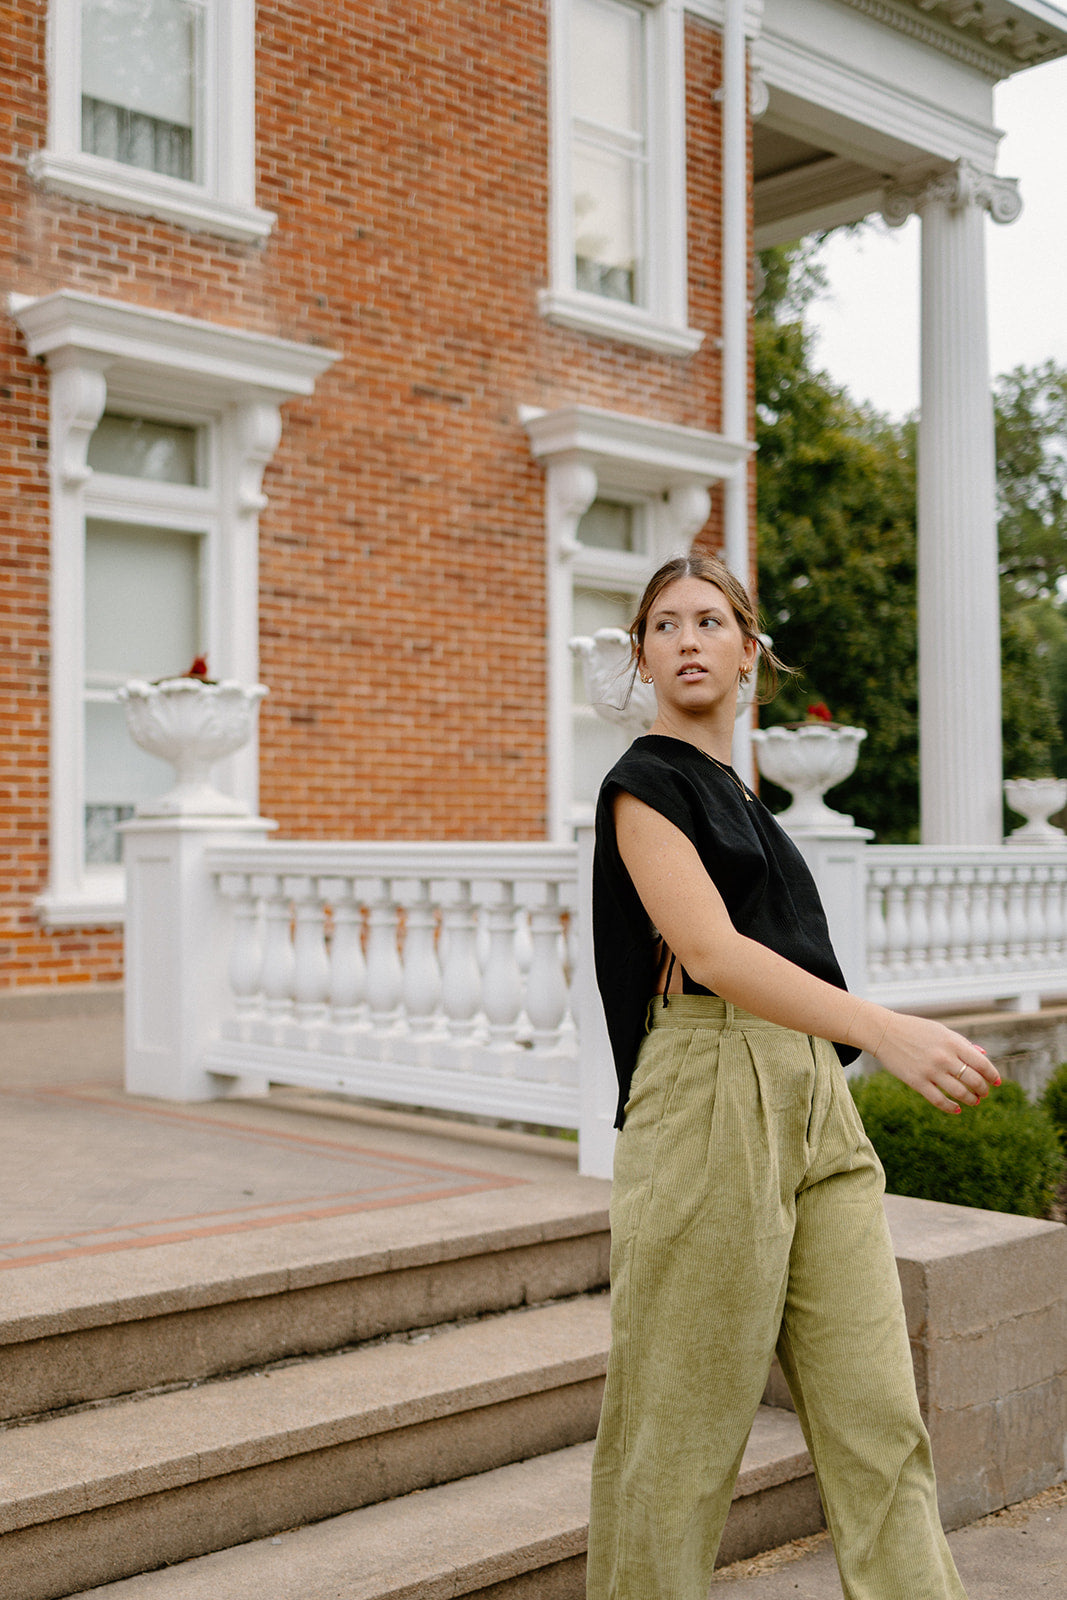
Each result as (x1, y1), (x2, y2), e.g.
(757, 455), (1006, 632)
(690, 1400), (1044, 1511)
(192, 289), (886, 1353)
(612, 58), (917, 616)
(628, 554), (789, 703)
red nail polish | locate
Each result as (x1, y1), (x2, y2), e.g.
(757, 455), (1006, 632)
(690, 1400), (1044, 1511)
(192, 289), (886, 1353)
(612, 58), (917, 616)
(994, 1077), (1001, 1086)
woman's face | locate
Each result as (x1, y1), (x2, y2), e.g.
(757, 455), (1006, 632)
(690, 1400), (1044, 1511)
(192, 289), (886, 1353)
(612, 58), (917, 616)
(638, 576), (756, 718)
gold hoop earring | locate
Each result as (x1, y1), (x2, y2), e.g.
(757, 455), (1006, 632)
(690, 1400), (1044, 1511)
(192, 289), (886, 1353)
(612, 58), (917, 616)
(639, 673), (652, 685)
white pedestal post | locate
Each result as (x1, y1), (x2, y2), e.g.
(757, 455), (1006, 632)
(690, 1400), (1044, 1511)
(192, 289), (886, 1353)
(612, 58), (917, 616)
(122, 814), (275, 1100)
(884, 161), (1022, 846)
(783, 824), (872, 1000)
(575, 822), (618, 1179)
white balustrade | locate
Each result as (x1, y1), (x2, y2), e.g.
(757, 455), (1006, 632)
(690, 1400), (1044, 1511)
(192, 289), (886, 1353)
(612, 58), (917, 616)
(201, 842), (581, 1133)
(121, 822), (1067, 1184)
(864, 845), (1067, 1009)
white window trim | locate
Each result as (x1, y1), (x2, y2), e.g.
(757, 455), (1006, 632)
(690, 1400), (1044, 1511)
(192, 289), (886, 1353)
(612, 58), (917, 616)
(521, 402), (752, 837)
(542, 0), (703, 356)
(28, 0), (275, 242)
(10, 289), (338, 927)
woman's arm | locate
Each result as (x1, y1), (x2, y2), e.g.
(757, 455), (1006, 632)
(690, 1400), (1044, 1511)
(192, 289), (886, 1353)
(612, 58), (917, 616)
(614, 791), (999, 1113)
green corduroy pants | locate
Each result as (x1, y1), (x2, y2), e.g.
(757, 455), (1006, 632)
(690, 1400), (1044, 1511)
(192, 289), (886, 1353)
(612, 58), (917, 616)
(587, 996), (968, 1600)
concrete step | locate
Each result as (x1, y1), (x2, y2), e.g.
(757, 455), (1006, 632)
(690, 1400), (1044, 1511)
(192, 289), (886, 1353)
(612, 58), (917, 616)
(0, 1174), (610, 1421)
(0, 1295), (610, 1600)
(66, 1410), (821, 1600)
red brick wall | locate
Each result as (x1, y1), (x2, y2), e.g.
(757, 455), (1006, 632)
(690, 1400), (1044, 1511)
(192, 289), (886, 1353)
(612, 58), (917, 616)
(0, 2), (731, 988)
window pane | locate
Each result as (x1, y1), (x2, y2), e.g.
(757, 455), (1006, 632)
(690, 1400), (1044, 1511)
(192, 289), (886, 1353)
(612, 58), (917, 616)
(81, 0), (200, 180)
(85, 519), (202, 686)
(576, 499), (639, 553)
(571, 0), (643, 133)
(573, 142), (639, 303)
(572, 585), (637, 703)
(88, 414), (201, 484)
(84, 518), (202, 859)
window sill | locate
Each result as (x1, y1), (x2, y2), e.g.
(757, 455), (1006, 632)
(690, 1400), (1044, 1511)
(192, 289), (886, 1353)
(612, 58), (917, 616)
(537, 289), (705, 357)
(28, 151), (276, 243)
(36, 876), (125, 930)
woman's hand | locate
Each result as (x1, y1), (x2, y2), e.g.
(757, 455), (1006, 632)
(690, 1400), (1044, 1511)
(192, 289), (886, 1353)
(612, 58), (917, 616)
(865, 1007), (1000, 1114)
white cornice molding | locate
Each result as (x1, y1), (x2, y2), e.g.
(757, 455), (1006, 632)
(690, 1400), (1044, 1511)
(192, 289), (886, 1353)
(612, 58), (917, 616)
(9, 291), (338, 399)
(521, 403), (752, 492)
(836, 1), (1067, 78)
(755, 27), (1002, 168)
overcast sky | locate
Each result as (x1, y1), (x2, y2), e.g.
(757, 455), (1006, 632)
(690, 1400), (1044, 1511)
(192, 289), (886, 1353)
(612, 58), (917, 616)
(803, 53), (1067, 419)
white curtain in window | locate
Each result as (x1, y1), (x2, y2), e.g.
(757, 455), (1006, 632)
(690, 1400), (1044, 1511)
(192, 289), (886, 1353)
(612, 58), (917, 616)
(81, 0), (200, 179)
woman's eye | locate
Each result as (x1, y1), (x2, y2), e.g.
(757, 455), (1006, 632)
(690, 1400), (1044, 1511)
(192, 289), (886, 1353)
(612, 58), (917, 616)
(655, 619), (675, 632)
(700, 616), (721, 628)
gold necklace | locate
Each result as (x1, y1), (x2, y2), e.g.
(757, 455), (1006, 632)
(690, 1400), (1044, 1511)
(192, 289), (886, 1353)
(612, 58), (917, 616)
(699, 748), (753, 801)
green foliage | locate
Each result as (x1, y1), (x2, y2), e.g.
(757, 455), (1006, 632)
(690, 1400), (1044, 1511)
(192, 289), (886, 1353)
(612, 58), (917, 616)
(850, 1072), (1064, 1218)
(995, 361), (1067, 600)
(754, 242), (1067, 842)
(754, 261), (920, 841)
(1038, 1061), (1067, 1150)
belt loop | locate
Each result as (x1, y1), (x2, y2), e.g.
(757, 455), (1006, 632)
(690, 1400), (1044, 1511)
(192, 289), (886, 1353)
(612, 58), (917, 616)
(724, 1001), (735, 1031)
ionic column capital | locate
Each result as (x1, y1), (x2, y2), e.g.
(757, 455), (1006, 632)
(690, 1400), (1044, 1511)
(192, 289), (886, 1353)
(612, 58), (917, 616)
(882, 159), (1022, 229)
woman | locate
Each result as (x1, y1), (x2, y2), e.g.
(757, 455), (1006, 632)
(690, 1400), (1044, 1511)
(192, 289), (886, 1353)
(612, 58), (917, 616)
(586, 554), (997, 1600)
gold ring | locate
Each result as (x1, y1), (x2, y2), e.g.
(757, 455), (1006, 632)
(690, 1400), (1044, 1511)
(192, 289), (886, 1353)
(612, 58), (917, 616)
(955, 1063), (969, 1080)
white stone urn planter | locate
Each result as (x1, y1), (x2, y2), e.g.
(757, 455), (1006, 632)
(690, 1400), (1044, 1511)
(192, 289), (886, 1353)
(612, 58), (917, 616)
(1003, 777), (1067, 845)
(117, 678), (268, 817)
(569, 626), (758, 738)
(751, 723), (867, 833)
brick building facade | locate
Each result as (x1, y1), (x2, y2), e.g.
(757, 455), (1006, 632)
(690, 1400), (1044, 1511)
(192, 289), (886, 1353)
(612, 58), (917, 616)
(1, 0), (745, 992)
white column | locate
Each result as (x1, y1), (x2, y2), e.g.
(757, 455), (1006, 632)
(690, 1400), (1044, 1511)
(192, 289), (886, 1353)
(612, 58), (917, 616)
(722, 0), (754, 785)
(884, 161), (1021, 845)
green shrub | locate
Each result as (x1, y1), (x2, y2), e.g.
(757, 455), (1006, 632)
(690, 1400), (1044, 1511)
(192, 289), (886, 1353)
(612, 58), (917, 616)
(1038, 1061), (1067, 1151)
(850, 1072), (1065, 1218)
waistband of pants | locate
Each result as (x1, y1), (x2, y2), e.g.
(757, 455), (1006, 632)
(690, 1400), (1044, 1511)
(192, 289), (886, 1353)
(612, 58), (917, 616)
(644, 994), (789, 1033)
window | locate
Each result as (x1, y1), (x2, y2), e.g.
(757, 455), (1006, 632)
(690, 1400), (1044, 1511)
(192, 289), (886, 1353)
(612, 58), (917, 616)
(523, 403), (750, 836)
(30, 0), (273, 241)
(83, 416), (207, 865)
(541, 0), (702, 356)
(571, 500), (651, 812)
(12, 289), (337, 926)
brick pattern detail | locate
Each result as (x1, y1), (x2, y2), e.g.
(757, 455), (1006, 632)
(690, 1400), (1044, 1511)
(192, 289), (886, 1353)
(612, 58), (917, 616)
(0, 3), (736, 989)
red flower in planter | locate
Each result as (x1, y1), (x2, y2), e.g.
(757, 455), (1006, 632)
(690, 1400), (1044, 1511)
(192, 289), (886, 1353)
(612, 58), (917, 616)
(806, 702), (833, 723)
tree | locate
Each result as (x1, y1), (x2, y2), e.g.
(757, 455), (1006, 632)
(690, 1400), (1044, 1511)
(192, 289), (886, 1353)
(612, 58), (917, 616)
(755, 251), (921, 840)
(755, 244), (1067, 838)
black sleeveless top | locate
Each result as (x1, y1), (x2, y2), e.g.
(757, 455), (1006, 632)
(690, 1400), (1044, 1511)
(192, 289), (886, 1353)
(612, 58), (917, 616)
(593, 735), (858, 1127)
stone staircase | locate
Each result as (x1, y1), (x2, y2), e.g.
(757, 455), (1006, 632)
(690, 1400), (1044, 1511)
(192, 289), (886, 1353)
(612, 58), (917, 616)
(0, 1174), (821, 1600)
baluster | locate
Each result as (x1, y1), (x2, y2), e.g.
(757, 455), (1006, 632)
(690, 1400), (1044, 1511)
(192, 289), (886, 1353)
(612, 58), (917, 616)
(482, 880), (524, 1045)
(440, 880), (483, 1038)
(259, 874), (296, 1026)
(866, 869), (890, 981)
(325, 876), (365, 1027)
(525, 882), (569, 1050)
(969, 869), (993, 969)
(1004, 865), (1030, 969)
(884, 871), (911, 976)
(402, 879), (442, 1031)
(1026, 866), (1048, 964)
(906, 869), (933, 977)
(987, 867), (1009, 966)
(947, 868), (974, 970)
(927, 870), (951, 971)
(287, 876), (331, 1027)
(1046, 865), (1067, 960)
(365, 878), (404, 1026)
(218, 872), (262, 1028)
